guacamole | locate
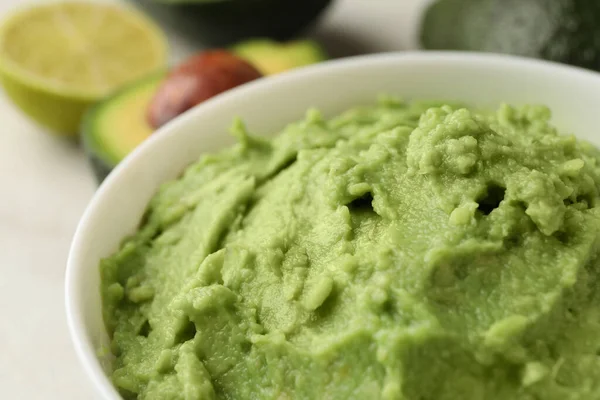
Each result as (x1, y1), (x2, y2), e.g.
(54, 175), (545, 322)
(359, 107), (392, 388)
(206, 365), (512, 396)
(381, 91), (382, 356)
(101, 99), (600, 400)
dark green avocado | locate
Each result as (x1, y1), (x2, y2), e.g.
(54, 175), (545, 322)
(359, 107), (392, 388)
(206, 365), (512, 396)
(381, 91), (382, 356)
(421, 0), (600, 71)
(81, 73), (165, 183)
(128, 0), (333, 47)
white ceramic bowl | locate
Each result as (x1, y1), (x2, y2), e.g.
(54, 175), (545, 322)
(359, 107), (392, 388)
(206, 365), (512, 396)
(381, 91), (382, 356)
(66, 52), (600, 399)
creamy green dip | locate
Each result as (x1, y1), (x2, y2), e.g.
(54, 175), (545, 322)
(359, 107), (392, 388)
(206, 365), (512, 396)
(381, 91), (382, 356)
(101, 99), (600, 400)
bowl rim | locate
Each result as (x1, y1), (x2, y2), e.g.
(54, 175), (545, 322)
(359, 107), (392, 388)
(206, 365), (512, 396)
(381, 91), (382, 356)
(65, 50), (600, 399)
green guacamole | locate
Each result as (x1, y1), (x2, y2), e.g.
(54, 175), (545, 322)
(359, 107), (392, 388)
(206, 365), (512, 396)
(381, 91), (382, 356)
(101, 99), (600, 399)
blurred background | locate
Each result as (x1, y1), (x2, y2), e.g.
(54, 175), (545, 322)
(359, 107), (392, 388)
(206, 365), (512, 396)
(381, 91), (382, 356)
(1, 0), (599, 398)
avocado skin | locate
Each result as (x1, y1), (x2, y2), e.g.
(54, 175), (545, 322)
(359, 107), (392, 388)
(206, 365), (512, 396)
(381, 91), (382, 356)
(421, 0), (600, 71)
(82, 99), (117, 183)
(86, 151), (113, 183)
(128, 0), (333, 47)
(81, 100), (114, 184)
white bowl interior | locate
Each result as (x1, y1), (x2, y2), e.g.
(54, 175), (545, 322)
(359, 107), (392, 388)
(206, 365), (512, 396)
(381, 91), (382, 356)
(66, 52), (600, 399)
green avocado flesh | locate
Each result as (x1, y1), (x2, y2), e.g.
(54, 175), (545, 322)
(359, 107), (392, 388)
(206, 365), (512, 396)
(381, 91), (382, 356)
(82, 74), (164, 181)
(421, 0), (600, 71)
(101, 99), (600, 399)
(231, 39), (327, 76)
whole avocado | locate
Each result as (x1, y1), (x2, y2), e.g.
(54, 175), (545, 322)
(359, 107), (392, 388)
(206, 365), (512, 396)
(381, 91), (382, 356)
(421, 0), (600, 71)
(128, 0), (333, 47)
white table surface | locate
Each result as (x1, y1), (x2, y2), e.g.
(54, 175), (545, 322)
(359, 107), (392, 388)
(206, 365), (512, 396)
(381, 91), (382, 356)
(0, 0), (426, 398)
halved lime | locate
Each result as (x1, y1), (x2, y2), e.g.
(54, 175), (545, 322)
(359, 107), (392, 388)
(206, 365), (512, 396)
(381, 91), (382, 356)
(0, 2), (168, 136)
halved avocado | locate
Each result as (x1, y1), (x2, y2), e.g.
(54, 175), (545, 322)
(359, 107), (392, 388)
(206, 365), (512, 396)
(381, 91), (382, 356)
(81, 72), (165, 182)
(421, 0), (600, 71)
(231, 38), (328, 75)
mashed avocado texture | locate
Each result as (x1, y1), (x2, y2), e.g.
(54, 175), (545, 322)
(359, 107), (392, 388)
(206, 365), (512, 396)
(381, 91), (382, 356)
(101, 99), (600, 400)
